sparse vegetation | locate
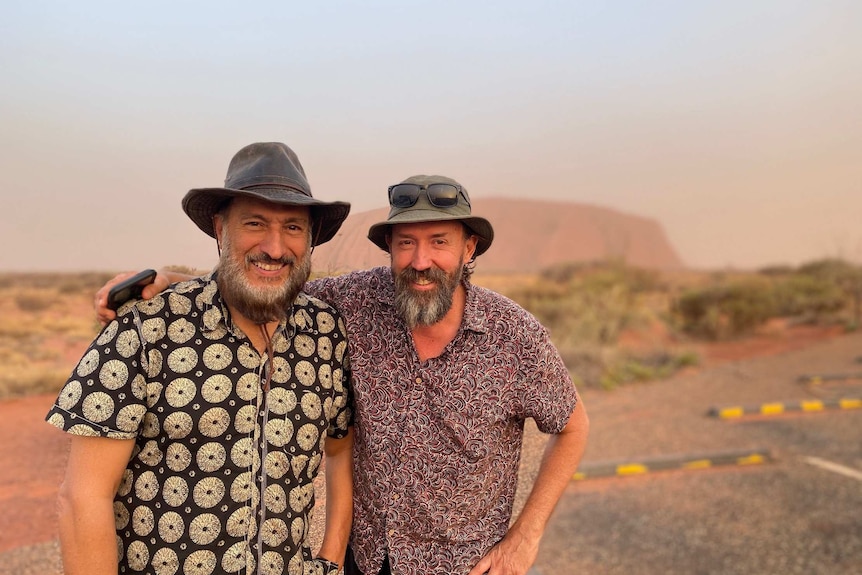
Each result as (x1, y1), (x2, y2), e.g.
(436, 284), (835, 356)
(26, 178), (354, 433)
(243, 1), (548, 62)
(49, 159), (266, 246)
(2, 259), (859, 398)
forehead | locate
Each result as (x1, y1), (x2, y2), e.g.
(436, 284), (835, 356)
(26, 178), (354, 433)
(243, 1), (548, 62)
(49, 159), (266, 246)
(227, 196), (310, 220)
(390, 220), (466, 237)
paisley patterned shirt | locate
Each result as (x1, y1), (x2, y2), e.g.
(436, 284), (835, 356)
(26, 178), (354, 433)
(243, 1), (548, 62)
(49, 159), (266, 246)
(307, 267), (578, 575)
(46, 274), (352, 575)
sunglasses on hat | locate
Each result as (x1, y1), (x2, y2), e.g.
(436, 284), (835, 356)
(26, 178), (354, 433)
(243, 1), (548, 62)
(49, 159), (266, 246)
(388, 183), (471, 209)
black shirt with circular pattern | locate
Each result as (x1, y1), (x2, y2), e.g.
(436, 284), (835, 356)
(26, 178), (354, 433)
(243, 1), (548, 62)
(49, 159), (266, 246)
(46, 274), (352, 575)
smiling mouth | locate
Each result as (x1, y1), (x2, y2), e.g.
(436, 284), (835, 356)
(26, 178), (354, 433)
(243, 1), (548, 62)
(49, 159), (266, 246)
(252, 261), (287, 272)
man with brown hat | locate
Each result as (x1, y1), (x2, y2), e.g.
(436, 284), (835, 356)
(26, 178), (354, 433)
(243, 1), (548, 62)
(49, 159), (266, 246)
(95, 173), (589, 575)
(49, 142), (354, 575)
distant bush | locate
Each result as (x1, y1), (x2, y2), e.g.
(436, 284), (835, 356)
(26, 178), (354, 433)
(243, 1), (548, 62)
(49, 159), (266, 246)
(674, 279), (776, 340)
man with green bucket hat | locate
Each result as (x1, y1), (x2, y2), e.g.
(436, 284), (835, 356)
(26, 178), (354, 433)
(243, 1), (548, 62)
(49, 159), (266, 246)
(95, 172), (590, 575)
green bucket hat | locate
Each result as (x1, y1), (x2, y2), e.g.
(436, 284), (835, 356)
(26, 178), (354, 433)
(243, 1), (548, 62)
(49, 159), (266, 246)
(367, 175), (494, 257)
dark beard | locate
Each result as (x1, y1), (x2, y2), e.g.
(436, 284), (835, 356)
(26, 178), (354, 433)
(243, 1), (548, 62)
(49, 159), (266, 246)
(394, 262), (462, 329)
(216, 240), (311, 324)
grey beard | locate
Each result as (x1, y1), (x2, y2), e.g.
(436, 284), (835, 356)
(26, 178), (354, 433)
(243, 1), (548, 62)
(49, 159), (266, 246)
(394, 264), (462, 329)
(217, 243), (311, 324)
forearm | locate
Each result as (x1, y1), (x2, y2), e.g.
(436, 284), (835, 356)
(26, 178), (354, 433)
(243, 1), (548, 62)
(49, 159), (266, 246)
(57, 488), (120, 575)
(511, 400), (589, 541)
(317, 430), (354, 565)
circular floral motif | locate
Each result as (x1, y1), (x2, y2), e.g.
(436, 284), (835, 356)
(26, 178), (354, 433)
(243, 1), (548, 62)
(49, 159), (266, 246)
(188, 513), (221, 546)
(264, 451), (290, 480)
(225, 506), (252, 537)
(300, 393), (322, 421)
(259, 550), (285, 575)
(164, 412), (194, 439)
(167, 318), (196, 344)
(293, 334), (315, 358)
(236, 373), (260, 401)
(295, 423), (320, 452)
(202, 343), (232, 371)
(138, 439), (164, 467)
(183, 549), (217, 575)
(201, 374), (232, 404)
(76, 349), (101, 377)
(316, 311), (336, 334)
(229, 472), (254, 504)
(264, 418), (294, 448)
(152, 546), (180, 575)
(269, 356), (291, 384)
(114, 501), (130, 530)
(260, 517), (288, 547)
(198, 407), (230, 438)
(168, 292), (192, 315)
(266, 387), (296, 416)
(158, 511), (186, 544)
(115, 404), (146, 433)
(316, 336), (333, 361)
(57, 380), (82, 410)
(229, 437), (254, 468)
(98, 359), (129, 390)
(288, 483), (314, 513)
(165, 378), (196, 408)
(116, 329), (142, 358)
(263, 484), (287, 514)
(141, 317), (167, 344)
(167, 348), (199, 374)
(196, 442), (227, 473)
(96, 321), (118, 345)
(132, 505), (155, 536)
(220, 542), (247, 573)
(233, 405), (257, 435)
(294, 361), (315, 387)
(166, 443), (193, 472)
(162, 475), (190, 507)
(193, 476), (226, 508)
(126, 540), (150, 571)
(82, 392), (114, 423)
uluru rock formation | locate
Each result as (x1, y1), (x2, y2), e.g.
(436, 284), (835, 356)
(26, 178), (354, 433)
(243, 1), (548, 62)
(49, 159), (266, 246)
(311, 198), (684, 274)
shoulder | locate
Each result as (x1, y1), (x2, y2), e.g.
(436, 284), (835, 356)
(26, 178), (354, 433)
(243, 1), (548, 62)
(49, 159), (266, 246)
(470, 284), (543, 326)
(306, 267), (392, 303)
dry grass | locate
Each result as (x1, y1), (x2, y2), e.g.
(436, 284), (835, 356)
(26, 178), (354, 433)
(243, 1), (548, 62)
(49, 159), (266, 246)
(0, 273), (110, 399)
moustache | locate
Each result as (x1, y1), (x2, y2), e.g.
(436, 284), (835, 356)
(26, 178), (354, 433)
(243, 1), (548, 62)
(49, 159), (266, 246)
(399, 266), (448, 284)
(247, 253), (296, 267)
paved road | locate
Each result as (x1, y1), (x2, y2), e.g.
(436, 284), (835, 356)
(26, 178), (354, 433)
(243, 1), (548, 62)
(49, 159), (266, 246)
(527, 331), (862, 575)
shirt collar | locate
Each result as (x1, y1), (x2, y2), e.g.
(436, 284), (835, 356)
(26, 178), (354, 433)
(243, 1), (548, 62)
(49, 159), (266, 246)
(199, 271), (312, 338)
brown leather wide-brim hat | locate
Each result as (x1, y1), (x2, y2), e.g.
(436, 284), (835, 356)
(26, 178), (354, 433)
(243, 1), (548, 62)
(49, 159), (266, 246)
(182, 142), (350, 246)
(367, 175), (494, 257)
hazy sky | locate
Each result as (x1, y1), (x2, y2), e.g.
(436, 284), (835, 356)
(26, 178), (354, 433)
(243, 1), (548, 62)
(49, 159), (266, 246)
(2, 1), (860, 272)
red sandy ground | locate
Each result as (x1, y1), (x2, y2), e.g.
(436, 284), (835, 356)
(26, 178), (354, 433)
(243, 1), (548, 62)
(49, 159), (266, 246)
(0, 321), (846, 553)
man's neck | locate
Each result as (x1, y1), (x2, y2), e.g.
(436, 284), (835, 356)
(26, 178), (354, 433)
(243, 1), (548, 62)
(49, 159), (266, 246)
(228, 307), (282, 355)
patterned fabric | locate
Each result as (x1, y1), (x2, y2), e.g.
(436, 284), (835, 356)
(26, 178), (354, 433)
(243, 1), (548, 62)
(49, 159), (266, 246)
(307, 267), (578, 575)
(46, 273), (352, 575)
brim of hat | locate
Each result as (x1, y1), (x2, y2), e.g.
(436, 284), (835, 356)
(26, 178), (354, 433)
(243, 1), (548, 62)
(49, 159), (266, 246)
(183, 187), (350, 246)
(367, 208), (494, 257)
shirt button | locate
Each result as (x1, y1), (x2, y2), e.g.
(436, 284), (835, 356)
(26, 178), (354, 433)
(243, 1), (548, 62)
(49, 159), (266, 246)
(415, 377), (422, 384)
(388, 529), (396, 537)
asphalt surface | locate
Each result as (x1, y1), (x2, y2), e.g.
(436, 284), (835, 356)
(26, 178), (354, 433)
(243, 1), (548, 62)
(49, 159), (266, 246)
(3, 331), (861, 574)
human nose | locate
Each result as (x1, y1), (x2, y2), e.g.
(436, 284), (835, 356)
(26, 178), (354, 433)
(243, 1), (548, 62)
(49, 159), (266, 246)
(258, 228), (288, 260)
(409, 242), (433, 271)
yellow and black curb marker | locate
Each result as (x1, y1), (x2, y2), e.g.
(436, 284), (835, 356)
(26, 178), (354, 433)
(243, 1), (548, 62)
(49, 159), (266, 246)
(708, 397), (861, 419)
(572, 448), (773, 481)
(796, 373), (862, 384)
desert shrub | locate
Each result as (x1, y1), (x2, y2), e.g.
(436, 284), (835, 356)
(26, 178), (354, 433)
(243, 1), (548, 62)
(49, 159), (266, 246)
(560, 345), (700, 389)
(772, 274), (845, 318)
(14, 290), (56, 312)
(513, 260), (658, 347)
(674, 279), (777, 340)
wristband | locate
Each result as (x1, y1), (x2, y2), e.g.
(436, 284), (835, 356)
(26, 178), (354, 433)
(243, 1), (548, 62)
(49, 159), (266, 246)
(312, 557), (340, 575)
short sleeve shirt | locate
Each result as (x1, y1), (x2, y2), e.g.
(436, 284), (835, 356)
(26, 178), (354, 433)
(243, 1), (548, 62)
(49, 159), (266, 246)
(46, 274), (352, 575)
(307, 267), (578, 575)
